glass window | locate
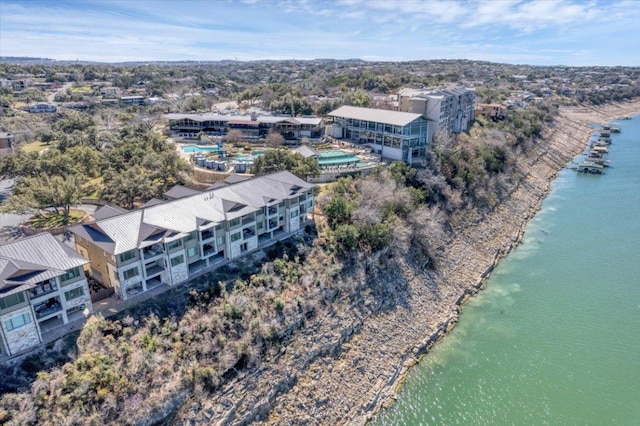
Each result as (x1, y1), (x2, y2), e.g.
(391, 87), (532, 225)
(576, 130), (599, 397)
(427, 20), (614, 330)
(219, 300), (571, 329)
(216, 236), (224, 246)
(290, 210), (299, 218)
(229, 218), (240, 227)
(170, 255), (184, 267)
(167, 240), (182, 250)
(185, 232), (195, 242)
(4, 312), (31, 331)
(257, 221), (264, 230)
(64, 287), (85, 301)
(0, 293), (26, 310)
(118, 250), (135, 263)
(123, 267), (139, 280)
(231, 232), (241, 242)
(187, 247), (198, 258)
(60, 267), (80, 282)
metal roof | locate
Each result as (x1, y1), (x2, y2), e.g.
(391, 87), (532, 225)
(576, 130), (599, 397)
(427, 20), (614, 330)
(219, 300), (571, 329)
(163, 185), (202, 200)
(0, 233), (89, 295)
(328, 106), (424, 127)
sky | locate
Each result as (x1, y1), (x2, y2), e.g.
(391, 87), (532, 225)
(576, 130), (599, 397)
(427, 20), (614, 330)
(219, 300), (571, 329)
(0, 0), (638, 66)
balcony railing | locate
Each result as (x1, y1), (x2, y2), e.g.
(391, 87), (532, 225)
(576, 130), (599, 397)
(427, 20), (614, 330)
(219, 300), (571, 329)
(143, 245), (164, 259)
(242, 215), (255, 226)
(268, 206), (278, 216)
(243, 228), (255, 239)
(145, 264), (164, 278)
(29, 280), (58, 299)
(35, 299), (62, 319)
(201, 230), (214, 241)
(203, 244), (215, 257)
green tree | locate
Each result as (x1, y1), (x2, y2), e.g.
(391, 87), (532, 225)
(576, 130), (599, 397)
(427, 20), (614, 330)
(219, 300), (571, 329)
(251, 148), (319, 181)
(102, 166), (155, 209)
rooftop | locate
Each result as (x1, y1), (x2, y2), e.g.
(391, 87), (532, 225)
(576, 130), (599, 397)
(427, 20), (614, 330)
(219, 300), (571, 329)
(0, 233), (89, 296)
(328, 106), (424, 127)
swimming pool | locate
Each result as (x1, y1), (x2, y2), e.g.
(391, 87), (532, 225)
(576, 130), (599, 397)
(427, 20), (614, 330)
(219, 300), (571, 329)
(181, 145), (221, 154)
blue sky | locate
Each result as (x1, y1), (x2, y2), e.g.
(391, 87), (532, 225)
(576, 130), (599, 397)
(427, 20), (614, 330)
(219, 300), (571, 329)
(0, 0), (638, 66)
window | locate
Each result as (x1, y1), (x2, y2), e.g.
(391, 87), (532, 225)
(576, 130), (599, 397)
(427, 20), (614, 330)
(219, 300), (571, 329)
(64, 287), (85, 301)
(231, 232), (241, 242)
(187, 247), (198, 258)
(60, 267), (80, 282)
(229, 218), (240, 228)
(0, 293), (25, 310)
(167, 240), (182, 250)
(185, 232), (195, 242)
(279, 201), (285, 207)
(4, 312), (31, 331)
(170, 255), (184, 267)
(257, 221), (264, 230)
(123, 267), (139, 280)
(118, 250), (136, 263)
(290, 210), (299, 218)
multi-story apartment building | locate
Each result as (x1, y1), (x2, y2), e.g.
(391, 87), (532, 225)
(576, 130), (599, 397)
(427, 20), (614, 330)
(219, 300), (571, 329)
(166, 112), (324, 141)
(397, 86), (476, 144)
(326, 105), (429, 166)
(70, 171), (315, 301)
(0, 233), (93, 357)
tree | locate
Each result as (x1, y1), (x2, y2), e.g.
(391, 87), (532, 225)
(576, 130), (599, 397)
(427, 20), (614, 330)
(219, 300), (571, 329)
(251, 148), (319, 181)
(1, 173), (86, 223)
(264, 131), (284, 148)
(324, 195), (353, 229)
(224, 129), (244, 145)
(344, 90), (371, 108)
(102, 166), (155, 209)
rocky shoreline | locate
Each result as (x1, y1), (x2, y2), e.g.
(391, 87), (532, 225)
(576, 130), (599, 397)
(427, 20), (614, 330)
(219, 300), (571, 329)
(176, 101), (640, 425)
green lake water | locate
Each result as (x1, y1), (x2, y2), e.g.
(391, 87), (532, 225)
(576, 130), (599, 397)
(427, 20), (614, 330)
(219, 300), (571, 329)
(372, 116), (640, 425)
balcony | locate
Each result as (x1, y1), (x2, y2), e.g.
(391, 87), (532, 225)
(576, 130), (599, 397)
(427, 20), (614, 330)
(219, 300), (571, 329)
(268, 206), (278, 216)
(145, 264), (165, 279)
(143, 244), (164, 260)
(34, 298), (62, 320)
(242, 215), (255, 226)
(29, 280), (58, 300)
(203, 243), (216, 257)
(243, 227), (255, 239)
(201, 230), (214, 242)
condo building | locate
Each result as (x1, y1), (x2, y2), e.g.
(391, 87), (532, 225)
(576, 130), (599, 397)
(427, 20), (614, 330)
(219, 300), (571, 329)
(397, 86), (476, 144)
(166, 112), (324, 141)
(70, 171), (315, 301)
(326, 105), (429, 165)
(0, 234), (93, 357)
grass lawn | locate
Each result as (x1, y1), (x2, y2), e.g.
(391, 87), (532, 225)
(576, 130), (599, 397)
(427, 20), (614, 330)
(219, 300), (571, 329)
(70, 85), (92, 93)
(20, 140), (51, 153)
(27, 209), (85, 229)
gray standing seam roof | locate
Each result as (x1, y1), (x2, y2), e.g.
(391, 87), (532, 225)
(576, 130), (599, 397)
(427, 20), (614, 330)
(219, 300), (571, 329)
(0, 233), (89, 295)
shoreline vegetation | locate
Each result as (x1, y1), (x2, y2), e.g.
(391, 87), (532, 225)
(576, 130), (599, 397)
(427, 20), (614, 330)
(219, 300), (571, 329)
(2, 99), (640, 425)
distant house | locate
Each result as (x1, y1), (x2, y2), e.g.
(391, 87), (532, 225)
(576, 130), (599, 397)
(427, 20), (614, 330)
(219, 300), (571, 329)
(0, 132), (14, 158)
(27, 103), (57, 113)
(326, 105), (429, 165)
(0, 234), (93, 357)
(120, 95), (145, 106)
(100, 87), (121, 97)
(475, 103), (506, 121)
